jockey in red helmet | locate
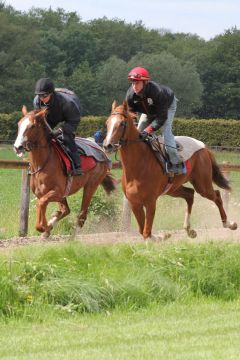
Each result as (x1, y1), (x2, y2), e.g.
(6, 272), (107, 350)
(126, 66), (186, 175)
(127, 67), (150, 81)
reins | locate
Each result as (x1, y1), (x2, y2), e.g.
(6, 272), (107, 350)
(28, 146), (52, 175)
(28, 116), (53, 175)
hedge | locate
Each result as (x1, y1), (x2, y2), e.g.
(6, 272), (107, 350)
(1, 112), (240, 147)
(173, 118), (240, 147)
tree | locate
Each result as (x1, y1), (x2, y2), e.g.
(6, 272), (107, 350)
(196, 28), (240, 118)
(94, 56), (129, 114)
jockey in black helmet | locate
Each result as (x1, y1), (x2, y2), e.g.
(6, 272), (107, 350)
(33, 78), (83, 175)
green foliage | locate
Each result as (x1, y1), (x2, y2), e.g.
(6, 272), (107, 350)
(0, 112), (21, 140)
(3, 110), (240, 146)
(173, 118), (240, 146)
(0, 4), (239, 118)
(77, 115), (107, 137)
(0, 242), (240, 319)
(196, 28), (240, 119)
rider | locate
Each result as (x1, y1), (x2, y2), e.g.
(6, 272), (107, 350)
(33, 78), (83, 175)
(126, 66), (186, 175)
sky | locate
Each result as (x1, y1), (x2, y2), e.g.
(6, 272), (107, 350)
(4, 0), (239, 40)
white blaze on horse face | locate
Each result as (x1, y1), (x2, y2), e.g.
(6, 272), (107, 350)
(14, 117), (30, 156)
(105, 116), (118, 145)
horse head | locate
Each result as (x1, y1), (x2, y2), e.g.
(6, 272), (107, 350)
(14, 106), (48, 157)
(104, 100), (137, 153)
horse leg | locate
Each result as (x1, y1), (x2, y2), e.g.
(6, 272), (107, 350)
(77, 184), (100, 229)
(36, 198), (49, 235)
(170, 186), (197, 238)
(35, 191), (58, 238)
(47, 198), (70, 229)
(193, 182), (237, 230)
(143, 201), (157, 240)
(210, 190), (237, 230)
(130, 202), (145, 236)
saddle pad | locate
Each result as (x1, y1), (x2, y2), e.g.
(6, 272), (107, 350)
(75, 137), (112, 169)
(81, 155), (97, 171)
(158, 135), (205, 162)
(52, 140), (96, 174)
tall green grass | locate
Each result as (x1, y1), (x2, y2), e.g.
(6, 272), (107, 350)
(0, 241), (240, 320)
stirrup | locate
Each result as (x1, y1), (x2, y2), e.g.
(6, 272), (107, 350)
(166, 162), (186, 175)
(72, 167), (84, 176)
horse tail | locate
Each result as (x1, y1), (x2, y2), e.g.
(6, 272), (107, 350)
(207, 149), (231, 191)
(101, 172), (117, 195)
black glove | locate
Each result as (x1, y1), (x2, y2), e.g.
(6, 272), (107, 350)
(52, 128), (62, 138)
(140, 131), (149, 140)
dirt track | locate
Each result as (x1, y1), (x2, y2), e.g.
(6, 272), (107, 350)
(0, 227), (240, 250)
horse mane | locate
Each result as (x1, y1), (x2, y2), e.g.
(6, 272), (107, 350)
(113, 100), (138, 126)
(21, 105), (48, 119)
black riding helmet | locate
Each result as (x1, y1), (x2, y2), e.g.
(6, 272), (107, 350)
(35, 78), (55, 95)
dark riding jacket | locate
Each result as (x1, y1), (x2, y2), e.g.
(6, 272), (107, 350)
(126, 81), (174, 131)
(33, 89), (81, 134)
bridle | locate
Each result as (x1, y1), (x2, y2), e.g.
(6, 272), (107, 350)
(22, 117), (51, 152)
(24, 115), (53, 175)
(110, 111), (143, 148)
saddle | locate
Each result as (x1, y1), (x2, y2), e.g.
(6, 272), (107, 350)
(52, 136), (112, 176)
(145, 134), (205, 176)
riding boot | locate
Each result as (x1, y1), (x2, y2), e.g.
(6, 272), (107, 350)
(166, 162), (187, 175)
(62, 131), (83, 176)
(70, 150), (83, 176)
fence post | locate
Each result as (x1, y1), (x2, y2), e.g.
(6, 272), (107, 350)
(19, 169), (30, 236)
(121, 195), (131, 231)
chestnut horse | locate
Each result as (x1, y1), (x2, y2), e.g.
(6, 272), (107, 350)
(14, 107), (116, 237)
(103, 101), (237, 240)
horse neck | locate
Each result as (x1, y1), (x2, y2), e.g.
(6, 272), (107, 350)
(119, 122), (147, 170)
(28, 130), (52, 169)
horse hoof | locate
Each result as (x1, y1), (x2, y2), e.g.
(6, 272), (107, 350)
(187, 229), (197, 238)
(41, 231), (50, 239)
(223, 221), (238, 230)
(229, 221), (237, 230)
(145, 233), (171, 242)
(163, 232), (171, 240)
(77, 219), (85, 228)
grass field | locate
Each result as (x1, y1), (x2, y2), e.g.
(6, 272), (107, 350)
(0, 300), (239, 359)
(0, 241), (239, 359)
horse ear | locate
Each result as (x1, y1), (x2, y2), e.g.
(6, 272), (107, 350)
(35, 108), (48, 119)
(123, 100), (128, 112)
(22, 105), (28, 116)
(112, 100), (118, 111)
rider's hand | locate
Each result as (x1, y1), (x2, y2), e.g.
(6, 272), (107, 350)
(140, 131), (149, 140)
(52, 128), (62, 138)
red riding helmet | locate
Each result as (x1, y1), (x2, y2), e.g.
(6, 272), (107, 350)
(128, 67), (150, 81)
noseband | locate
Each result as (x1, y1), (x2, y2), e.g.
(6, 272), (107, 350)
(22, 116), (52, 175)
(110, 111), (142, 148)
(23, 116), (51, 152)
(110, 111), (128, 147)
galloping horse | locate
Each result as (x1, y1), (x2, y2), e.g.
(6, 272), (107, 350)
(14, 107), (116, 237)
(104, 100), (237, 240)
